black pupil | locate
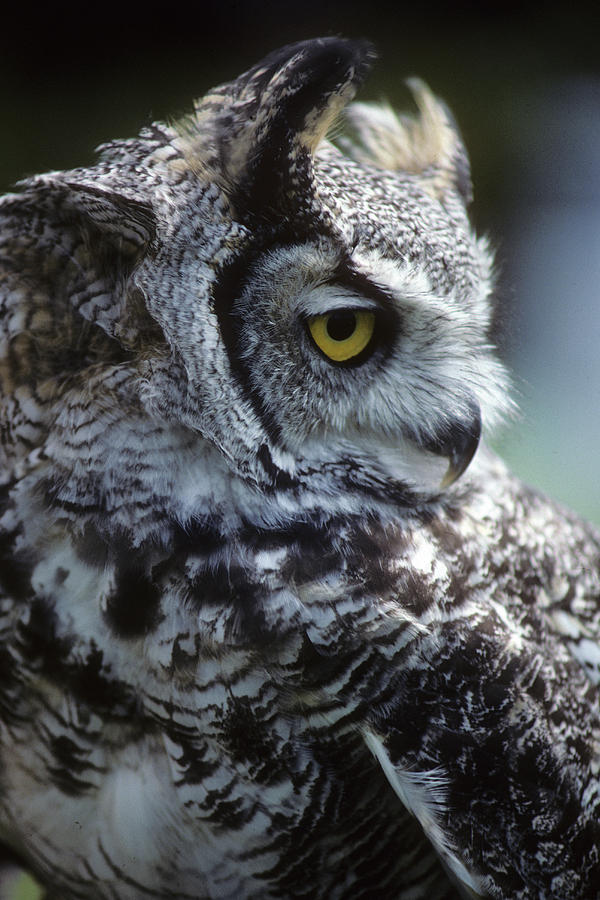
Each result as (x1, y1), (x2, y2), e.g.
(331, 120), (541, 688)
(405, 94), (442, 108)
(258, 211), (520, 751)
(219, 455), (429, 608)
(326, 311), (357, 342)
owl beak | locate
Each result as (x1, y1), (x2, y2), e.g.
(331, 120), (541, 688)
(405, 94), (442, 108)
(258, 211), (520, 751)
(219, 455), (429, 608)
(425, 402), (482, 490)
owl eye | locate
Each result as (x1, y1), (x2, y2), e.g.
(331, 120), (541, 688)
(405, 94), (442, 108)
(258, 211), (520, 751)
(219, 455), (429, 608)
(307, 309), (376, 363)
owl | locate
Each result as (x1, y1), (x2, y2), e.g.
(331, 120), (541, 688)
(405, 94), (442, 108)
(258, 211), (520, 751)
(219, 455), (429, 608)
(1, 36), (600, 900)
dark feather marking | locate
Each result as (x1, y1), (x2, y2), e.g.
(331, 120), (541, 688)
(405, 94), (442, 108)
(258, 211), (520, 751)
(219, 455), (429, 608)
(16, 599), (138, 717)
(256, 443), (296, 489)
(47, 734), (98, 797)
(217, 695), (296, 786)
(0, 646), (24, 725)
(16, 597), (74, 672)
(73, 642), (137, 714)
(0, 486), (34, 599)
(211, 241), (283, 448)
(103, 564), (163, 639)
(0, 529), (33, 600)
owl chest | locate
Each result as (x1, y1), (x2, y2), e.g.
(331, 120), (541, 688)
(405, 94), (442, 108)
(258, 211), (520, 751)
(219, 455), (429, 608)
(1, 649), (403, 899)
(1, 528), (404, 895)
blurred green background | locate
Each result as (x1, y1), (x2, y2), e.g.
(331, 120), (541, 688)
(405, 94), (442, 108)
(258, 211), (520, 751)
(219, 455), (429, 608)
(2, 0), (600, 529)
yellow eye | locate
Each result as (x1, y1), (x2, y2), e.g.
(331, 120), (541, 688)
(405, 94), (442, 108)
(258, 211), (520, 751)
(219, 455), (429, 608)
(307, 309), (376, 362)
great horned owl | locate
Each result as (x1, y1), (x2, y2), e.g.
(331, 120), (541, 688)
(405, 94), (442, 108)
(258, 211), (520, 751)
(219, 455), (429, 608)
(1, 37), (599, 900)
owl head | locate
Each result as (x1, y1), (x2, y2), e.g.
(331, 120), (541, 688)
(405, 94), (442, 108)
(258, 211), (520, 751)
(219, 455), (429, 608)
(7, 38), (511, 523)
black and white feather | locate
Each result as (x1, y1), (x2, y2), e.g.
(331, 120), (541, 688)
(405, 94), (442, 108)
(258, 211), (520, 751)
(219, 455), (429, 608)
(1, 37), (600, 899)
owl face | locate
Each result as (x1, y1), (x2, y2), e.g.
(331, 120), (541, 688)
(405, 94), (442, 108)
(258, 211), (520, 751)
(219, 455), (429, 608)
(119, 41), (510, 513)
(228, 234), (497, 490)
(20, 39), (510, 524)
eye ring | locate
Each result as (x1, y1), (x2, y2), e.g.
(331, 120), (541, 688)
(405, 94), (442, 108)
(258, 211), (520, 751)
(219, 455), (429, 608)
(307, 309), (376, 362)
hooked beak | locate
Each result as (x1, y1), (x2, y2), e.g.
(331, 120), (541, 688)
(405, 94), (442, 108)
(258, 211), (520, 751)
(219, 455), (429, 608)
(424, 401), (482, 490)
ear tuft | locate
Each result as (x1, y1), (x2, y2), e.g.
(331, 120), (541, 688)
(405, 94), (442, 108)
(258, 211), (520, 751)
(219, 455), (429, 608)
(179, 38), (376, 217)
(344, 80), (472, 205)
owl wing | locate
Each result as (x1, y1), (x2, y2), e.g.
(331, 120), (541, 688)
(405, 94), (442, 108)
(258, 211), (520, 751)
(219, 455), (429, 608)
(353, 460), (600, 898)
(542, 517), (600, 690)
(362, 728), (483, 897)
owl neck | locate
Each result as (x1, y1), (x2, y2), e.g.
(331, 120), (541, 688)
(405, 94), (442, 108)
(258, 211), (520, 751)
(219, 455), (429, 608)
(33, 410), (469, 573)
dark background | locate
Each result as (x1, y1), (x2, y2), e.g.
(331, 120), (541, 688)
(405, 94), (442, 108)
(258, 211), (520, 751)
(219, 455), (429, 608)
(2, 1), (599, 521)
(3, 2), (597, 212)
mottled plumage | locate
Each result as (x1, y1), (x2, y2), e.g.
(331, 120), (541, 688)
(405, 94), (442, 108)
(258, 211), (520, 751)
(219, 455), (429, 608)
(1, 38), (600, 899)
